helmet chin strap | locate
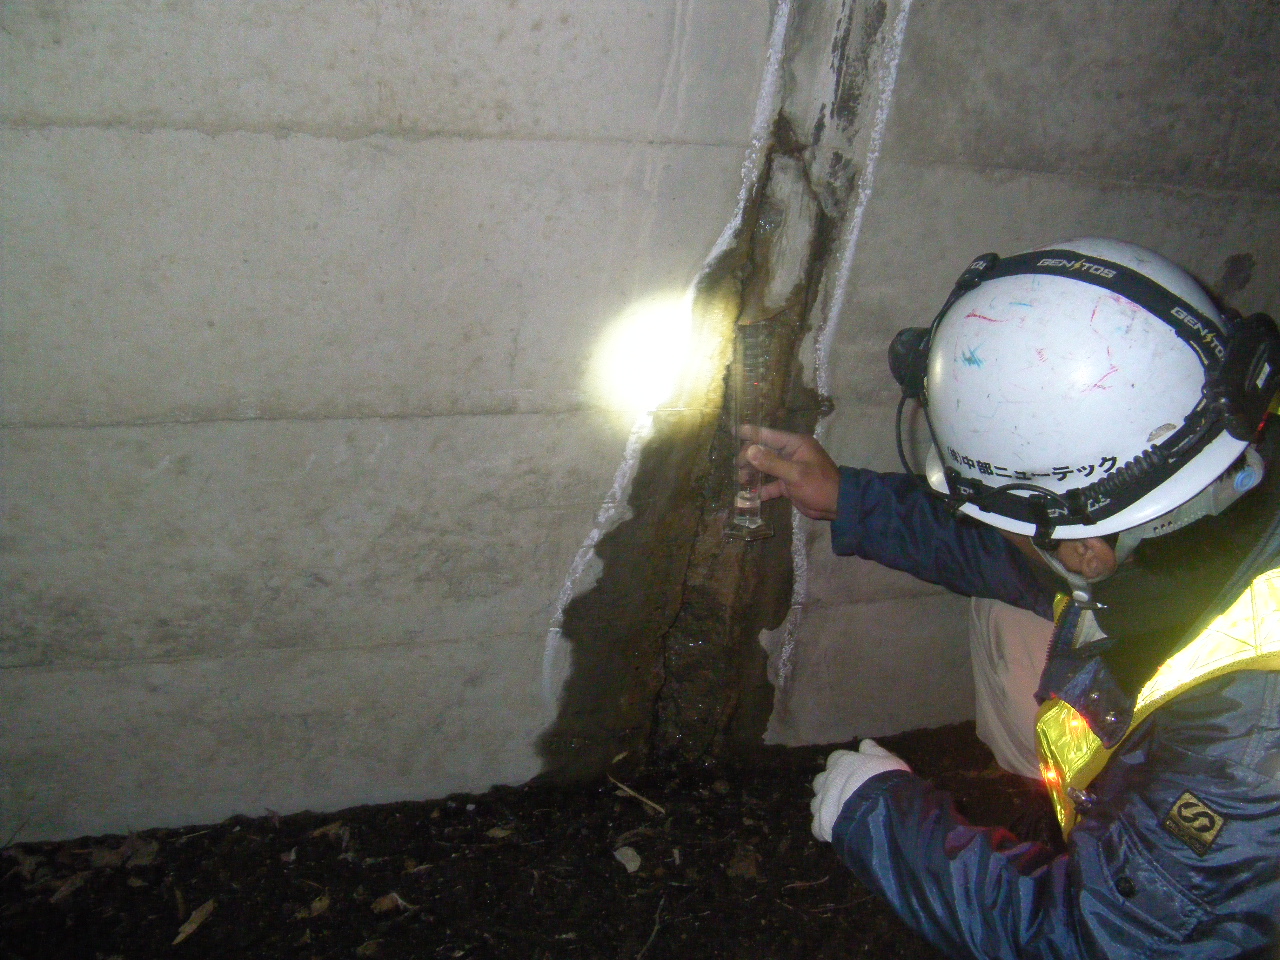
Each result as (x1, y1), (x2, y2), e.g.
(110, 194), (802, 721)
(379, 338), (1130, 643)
(1035, 446), (1265, 608)
(1034, 544), (1105, 607)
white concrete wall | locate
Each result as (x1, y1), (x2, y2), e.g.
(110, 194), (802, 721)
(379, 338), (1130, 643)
(0, 1), (772, 840)
(767, 0), (1280, 746)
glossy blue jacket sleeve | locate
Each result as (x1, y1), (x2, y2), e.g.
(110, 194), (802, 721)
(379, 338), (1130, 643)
(831, 671), (1280, 959)
(831, 771), (1082, 959)
(830, 466), (1054, 620)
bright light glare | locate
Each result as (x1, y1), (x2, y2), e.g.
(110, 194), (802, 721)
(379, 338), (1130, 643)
(589, 292), (695, 415)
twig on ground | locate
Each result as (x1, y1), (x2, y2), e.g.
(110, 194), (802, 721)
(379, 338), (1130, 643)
(613, 826), (659, 846)
(782, 875), (829, 891)
(809, 891), (875, 914)
(607, 775), (667, 817)
(636, 896), (665, 960)
(665, 909), (713, 928)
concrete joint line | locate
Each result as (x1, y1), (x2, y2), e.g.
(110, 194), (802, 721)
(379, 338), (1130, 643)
(773, 0), (915, 691)
(0, 118), (750, 152)
(0, 407), (606, 432)
(928, 158), (1280, 204)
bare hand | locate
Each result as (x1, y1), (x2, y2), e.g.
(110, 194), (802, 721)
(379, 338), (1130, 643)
(741, 427), (840, 521)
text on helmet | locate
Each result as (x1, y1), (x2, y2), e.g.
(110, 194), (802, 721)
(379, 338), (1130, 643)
(948, 447), (1118, 482)
(1036, 256), (1117, 279)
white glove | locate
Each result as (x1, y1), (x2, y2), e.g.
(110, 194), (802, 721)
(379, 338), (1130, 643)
(810, 739), (911, 842)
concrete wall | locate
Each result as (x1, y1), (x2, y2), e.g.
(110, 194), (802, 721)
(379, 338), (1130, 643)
(767, 0), (1280, 745)
(0, 1), (772, 840)
(6, 0), (1278, 838)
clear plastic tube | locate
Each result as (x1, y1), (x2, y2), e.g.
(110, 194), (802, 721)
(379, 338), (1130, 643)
(727, 322), (774, 541)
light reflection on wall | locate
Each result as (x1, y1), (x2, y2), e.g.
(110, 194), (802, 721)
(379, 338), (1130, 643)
(587, 292), (701, 420)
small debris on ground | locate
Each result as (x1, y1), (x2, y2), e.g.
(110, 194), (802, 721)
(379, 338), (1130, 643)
(309, 822), (350, 847)
(172, 897), (215, 945)
(726, 843), (762, 880)
(0, 722), (1057, 960)
(613, 845), (642, 874)
(297, 893), (330, 919)
(370, 891), (415, 914)
(48, 871), (89, 904)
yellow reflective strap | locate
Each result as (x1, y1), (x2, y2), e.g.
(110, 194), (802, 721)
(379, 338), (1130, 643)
(1053, 592), (1071, 623)
(1135, 569), (1280, 715)
(1036, 698), (1101, 836)
(1037, 568), (1280, 839)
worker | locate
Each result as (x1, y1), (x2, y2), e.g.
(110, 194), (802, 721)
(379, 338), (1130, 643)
(746, 238), (1280, 957)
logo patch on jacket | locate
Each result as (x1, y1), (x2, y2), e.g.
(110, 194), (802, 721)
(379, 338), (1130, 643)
(1163, 791), (1225, 856)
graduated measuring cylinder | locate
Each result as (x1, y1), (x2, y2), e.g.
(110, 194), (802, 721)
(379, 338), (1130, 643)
(727, 321), (774, 541)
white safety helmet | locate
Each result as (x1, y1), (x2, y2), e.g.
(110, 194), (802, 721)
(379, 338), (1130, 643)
(904, 238), (1280, 541)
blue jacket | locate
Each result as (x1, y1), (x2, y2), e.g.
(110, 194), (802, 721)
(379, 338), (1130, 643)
(828, 466), (1280, 958)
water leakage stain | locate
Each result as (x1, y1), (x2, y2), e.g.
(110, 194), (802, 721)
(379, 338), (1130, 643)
(1217, 252), (1255, 298)
(537, 0), (890, 779)
(538, 154), (831, 777)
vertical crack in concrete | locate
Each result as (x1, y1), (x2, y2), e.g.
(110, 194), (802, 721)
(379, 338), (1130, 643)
(647, 144), (833, 761)
(534, 209), (761, 778)
(536, 0), (795, 779)
(537, 0), (910, 778)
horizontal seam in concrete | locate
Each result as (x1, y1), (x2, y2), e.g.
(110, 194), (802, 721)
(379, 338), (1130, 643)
(0, 633), (541, 674)
(0, 403), (722, 431)
(888, 156), (1280, 204)
(0, 118), (753, 151)
(808, 588), (962, 606)
(1, 410), (589, 430)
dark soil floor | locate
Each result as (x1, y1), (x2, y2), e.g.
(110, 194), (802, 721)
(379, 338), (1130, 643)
(1, 722), (1059, 960)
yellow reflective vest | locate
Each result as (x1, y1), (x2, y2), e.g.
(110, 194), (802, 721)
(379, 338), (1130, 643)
(1036, 567), (1280, 837)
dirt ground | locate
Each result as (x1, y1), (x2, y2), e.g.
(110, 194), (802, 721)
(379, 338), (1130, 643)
(1, 722), (1059, 960)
